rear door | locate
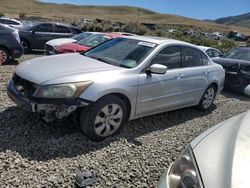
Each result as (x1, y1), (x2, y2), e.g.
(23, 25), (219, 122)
(180, 46), (210, 104)
(136, 46), (185, 116)
(52, 24), (74, 39)
(31, 23), (54, 49)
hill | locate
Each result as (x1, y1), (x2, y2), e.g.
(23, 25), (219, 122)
(0, 0), (250, 35)
(214, 13), (250, 29)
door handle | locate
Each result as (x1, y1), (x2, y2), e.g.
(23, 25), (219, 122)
(176, 73), (183, 79)
(204, 69), (209, 75)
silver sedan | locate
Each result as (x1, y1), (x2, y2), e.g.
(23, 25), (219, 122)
(7, 36), (225, 141)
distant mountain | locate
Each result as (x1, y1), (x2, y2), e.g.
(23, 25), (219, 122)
(213, 13), (250, 28)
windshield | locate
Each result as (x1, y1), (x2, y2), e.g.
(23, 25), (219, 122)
(84, 38), (157, 68)
(77, 34), (111, 47)
(72, 32), (93, 41)
(223, 48), (250, 61)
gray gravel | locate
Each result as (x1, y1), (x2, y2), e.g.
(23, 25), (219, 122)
(0, 54), (250, 187)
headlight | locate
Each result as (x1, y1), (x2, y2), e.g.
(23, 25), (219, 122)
(33, 81), (93, 98)
(168, 146), (203, 188)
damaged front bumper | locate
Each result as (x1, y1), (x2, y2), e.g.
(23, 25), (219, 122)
(7, 80), (90, 122)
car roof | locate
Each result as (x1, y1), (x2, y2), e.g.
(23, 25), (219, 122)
(122, 35), (196, 46)
(236, 46), (250, 51)
(0, 23), (15, 32)
(197, 45), (221, 52)
(26, 21), (77, 28)
(0, 17), (21, 24)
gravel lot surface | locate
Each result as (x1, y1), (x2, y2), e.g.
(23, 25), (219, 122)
(0, 54), (250, 187)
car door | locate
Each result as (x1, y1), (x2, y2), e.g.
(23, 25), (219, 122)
(136, 46), (185, 116)
(31, 23), (54, 49)
(180, 46), (210, 104)
(52, 24), (74, 39)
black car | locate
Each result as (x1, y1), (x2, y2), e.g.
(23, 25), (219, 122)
(228, 31), (248, 41)
(19, 22), (82, 51)
(213, 47), (250, 94)
(0, 24), (23, 65)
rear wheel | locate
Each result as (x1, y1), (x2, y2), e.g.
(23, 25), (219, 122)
(80, 95), (127, 141)
(198, 85), (216, 111)
(0, 47), (10, 65)
(21, 39), (30, 53)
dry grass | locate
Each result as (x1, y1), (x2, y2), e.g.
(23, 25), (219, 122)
(1, 0), (250, 35)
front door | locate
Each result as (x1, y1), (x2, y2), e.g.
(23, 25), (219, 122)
(136, 46), (185, 116)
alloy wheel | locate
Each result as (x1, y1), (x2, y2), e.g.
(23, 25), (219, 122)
(202, 88), (215, 109)
(94, 104), (123, 137)
(0, 49), (7, 65)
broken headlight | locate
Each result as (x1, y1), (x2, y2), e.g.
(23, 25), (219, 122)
(33, 81), (93, 99)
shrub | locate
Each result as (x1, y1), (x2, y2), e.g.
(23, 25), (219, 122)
(19, 12), (26, 18)
(0, 12), (4, 17)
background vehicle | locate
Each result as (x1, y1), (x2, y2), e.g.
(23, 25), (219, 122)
(7, 36), (224, 141)
(0, 24), (23, 65)
(211, 32), (225, 40)
(198, 46), (223, 58)
(0, 17), (23, 29)
(54, 32), (120, 54)
(228, 31), (248, 41)
(18, 22), (82, 52)
(213, 47), (250, 95)
(45, 32), (96, 55)
(157, 110), (250, 188)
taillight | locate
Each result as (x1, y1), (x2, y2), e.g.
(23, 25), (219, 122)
(12, 30), (21, 44)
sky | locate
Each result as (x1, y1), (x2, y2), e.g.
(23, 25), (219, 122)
(40, 0), (250, 20)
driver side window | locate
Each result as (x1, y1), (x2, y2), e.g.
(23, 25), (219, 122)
(151, 46), (181, 69)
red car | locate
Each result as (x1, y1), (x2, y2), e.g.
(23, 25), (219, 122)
(54, 33), (121, 54)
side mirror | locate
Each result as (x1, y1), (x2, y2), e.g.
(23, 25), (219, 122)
(32, 30), (36, 34)
(148, 64), (167, 74)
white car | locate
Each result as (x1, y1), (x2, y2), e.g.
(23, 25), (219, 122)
(198, 46), (223, 58)
(45, 32), (96, 55)
(157, 110), (250, 188)
(0, 17), (23, 29)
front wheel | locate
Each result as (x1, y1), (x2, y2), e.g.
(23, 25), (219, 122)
(198, 85), (216, 111)
(80, 95), (127, 141)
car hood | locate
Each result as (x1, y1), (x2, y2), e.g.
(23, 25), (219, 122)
(191, 111), (250, 188)
(55, 42), (91, 53)
(212, 57), (250, 68)
(46, 38), (76, 47)
(15, 53), (121, 85)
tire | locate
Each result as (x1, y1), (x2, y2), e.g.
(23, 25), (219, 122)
(0, 47), (10, 65)
(198, 85), (216, 111)
(80, 95), (127, 141)
(21, 39), (30, 53)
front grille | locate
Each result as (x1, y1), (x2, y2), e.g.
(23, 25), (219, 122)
(12, 74), (36, 99)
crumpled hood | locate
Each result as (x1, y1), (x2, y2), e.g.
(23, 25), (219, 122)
(191, 111), (250, 188)
(15, 53), (120, 85)
(46, 38), (76, 47)
(212, 57), (250, 68)
(55, 42), (91, 53)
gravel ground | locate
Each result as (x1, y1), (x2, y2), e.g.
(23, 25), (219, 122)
(0, 54), (250, 187)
